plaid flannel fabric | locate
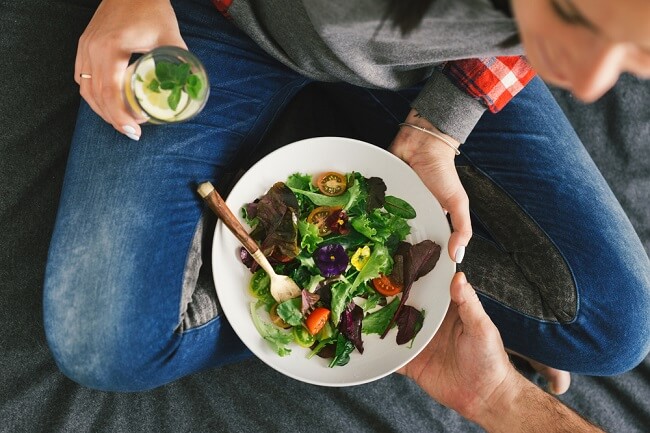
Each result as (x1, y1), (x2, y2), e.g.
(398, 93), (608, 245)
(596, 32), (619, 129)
(441, 56), (536, 113)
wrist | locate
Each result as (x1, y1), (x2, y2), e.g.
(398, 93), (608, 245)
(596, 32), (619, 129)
(468, 366), (529, 431)
(391, 111), (460, 165)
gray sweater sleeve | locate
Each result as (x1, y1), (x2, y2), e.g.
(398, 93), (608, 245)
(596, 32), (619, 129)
(412, 68), (486, 143)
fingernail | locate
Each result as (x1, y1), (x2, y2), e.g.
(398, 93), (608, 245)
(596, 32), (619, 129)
(457, 272), (467, 284)
(122, 125), (140, 141)
(454, 245), (466, 264)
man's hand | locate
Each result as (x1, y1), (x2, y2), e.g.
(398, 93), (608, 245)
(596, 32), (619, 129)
(75, 0), (187, 140)
(399, 273), (604, 433)
(398, 272), (514, 421)
(389, 109), (471, 264)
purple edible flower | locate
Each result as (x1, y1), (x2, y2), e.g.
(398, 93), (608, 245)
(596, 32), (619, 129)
(314, 243), (348, 277)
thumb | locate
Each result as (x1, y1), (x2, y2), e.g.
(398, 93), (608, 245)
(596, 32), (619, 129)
(451, 272), (490, 336)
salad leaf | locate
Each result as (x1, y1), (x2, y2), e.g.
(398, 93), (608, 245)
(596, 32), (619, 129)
(276, 297), (303, 326)
(289, 186), (350, 208)
(381, 240), (441, 339)
(331, 245), (392, 323)
(342, 177), (363, 212)
(350, 209), (410, 244)
(253, 182), (300, 261)
(384, 195), (417, 219)
(362, 297), (400, 335)
(250, 302), (293, 356)
(396, 305), (425, 346)
(329, 334), (355, 367)
(350, 215), (376, 240)
(352, 244), (392, 288)
(338, 303), (364, 354)
(285, 172), (312, 190)
(301, 290), (320, 314)
(365, 176), (387, 211)
(297, 219), (323, 253)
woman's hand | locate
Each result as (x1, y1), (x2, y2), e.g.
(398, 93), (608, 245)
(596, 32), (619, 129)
(74, 0), (187, 140)
(389, 109), (471, 263)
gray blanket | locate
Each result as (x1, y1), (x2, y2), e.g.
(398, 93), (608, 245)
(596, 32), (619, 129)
(1, 0), (648, 431)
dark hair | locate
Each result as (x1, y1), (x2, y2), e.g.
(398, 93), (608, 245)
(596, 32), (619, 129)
(384, 0), (518, 47)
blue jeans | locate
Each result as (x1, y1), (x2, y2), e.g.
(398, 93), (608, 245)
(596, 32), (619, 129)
(44, 0), (650, 391)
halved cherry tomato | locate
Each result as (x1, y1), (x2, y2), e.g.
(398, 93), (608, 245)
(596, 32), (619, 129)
(315, 172), (347, 196)
(307, 206), (341, 236)
(371, 274), (403, 296)
(305, 307), (331, 335)
(269, 304), (291, 329)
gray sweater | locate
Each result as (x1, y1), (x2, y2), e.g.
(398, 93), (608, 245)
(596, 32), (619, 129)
(229, 0), (523, 142)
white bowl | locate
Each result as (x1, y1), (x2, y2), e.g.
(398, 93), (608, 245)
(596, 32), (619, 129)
(212, 137), (454, 386)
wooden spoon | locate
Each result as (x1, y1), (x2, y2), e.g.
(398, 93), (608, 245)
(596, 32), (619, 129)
(197, 182), (301, 303)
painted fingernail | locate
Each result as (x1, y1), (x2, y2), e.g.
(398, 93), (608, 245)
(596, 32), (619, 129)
(122, 125), (140, 141)
(454, 245), (466, 264)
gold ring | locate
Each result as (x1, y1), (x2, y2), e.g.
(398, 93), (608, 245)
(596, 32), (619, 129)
(79, 73), (92, 79)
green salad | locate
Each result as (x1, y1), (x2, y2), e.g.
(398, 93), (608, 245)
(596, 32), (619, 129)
(240, 171), (441, 367)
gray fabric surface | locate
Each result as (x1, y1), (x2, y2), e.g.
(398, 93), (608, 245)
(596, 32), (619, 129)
(229, 0), (520, 142)
(1, 0), (649, 432)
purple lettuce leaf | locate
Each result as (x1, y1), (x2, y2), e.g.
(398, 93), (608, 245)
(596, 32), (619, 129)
(380, 239), (441, 339)
(338, 302), (365, 354)
(395, 305), (424, 345)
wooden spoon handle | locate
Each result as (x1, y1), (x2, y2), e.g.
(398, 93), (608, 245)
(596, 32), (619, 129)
(197, 182), (260, 254)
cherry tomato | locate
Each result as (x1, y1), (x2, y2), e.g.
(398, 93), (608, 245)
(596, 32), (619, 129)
(305, 307), (331, 335)
(269, 304), (291, 329)
(292, 326), (316, 348)
(315, 172), (347, 196)
(371, 274), (403, 296)
(307, 206), (340, 236)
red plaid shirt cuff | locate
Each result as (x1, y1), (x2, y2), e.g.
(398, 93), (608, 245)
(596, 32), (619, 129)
(441, 56), (536, 113)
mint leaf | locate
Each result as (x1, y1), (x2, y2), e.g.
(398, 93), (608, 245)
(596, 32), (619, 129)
(186, 74), (203, 99)
(167, 86), (182, 111)
(159, 81), (176, 90)
(175, 62), (190, 85)
(136, 74), (144, 82)
(155, 61), (174, 82)
(147, 78), (160, 93)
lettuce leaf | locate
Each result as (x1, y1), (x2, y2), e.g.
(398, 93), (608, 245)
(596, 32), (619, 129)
(331, 245), (392, 323)
(276, 297), (303, 326)
(297, 219), (323, 253)
(362, 297), (400, 335)
(250, 302), (293, 356)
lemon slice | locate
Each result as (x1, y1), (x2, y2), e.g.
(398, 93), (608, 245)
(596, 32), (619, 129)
(132, 58), (189, 121)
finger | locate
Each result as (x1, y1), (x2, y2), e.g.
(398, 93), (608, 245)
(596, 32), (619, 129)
(85, 44), (145, 140)
(445, 194), (472, 264)
(450, 272), (491, 336)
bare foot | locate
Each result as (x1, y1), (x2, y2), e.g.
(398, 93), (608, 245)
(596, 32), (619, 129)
(507, 350), (571, 395)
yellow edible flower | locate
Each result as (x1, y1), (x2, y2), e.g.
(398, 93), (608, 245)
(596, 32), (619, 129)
(351, 246), (371, 271)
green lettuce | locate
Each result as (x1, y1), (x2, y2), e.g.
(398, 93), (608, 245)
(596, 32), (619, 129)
(250, 302), (293, 356)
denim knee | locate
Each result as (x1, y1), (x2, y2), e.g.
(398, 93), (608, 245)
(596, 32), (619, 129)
(44, 304), (176, 392)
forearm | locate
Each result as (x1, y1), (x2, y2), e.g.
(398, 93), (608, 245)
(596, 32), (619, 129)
(474, 370), (604, 433)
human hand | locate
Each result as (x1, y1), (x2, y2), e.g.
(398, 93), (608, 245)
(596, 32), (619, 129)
(389, 110), (471, 264)
(399, 273), (601, 433)
(398, 272), (517, 422)
(74, 0), (187, 140)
